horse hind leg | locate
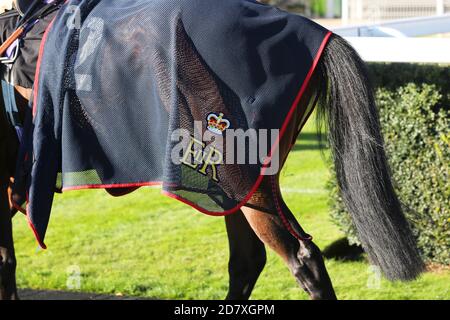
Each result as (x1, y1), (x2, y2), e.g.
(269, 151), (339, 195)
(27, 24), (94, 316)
(239, 71), (336, 299)
(225, 210), (266, 300)
(241, 180), (336, 300)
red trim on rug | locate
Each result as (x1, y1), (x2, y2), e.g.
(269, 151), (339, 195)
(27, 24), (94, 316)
(25, 193), (47, 249)
(162, 190), (236, 217)
(32, 17), (56, 118)
(26, 216), (47, 250)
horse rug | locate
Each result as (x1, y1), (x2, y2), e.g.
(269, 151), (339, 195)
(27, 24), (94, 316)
(15, 0), (331, 248)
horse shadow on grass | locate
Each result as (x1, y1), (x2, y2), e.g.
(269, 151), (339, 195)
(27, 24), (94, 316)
(322, 238), (365, 262)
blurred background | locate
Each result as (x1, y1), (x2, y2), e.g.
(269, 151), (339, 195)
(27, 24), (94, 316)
(260, 0), (450, 22)
(0, 0), (12, 12)
(2, 0), (450, 28)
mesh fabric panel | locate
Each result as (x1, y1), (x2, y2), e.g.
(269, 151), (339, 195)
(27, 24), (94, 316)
(24, 0), (330, 245)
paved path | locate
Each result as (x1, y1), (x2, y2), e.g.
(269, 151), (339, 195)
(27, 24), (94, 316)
(18, 289), (143, 300)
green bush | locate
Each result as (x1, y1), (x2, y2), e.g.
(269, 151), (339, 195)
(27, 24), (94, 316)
(368, 63), (450, 105)
(368, 63), (450, 96)
(328, 67), (450, 265)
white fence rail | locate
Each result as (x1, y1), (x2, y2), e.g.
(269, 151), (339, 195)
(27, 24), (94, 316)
(342, 0), (450, 23)
(333, 14), (450, 63)
(334, 14), (450, 37)
(343, 37), (450, 63)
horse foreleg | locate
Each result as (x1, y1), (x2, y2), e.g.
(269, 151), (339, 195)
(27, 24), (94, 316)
(225, 210), (266, 300)
(0, 174), (18, 300)
(0, 134), (18, 300)
(241, 182), (336, 300)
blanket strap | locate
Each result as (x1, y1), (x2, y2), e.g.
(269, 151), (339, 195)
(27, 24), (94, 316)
(1, 79), (21, 126)
(271, 175), (313, 242)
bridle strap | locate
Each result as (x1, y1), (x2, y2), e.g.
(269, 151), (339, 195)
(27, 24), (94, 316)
(0, 0), (62, 57)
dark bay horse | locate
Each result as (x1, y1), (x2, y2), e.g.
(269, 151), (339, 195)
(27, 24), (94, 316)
(0, 100), (17, 300)
(1, 2), (424, 300)
(0, 0), (62, 299)
(0, 79), (31, 300)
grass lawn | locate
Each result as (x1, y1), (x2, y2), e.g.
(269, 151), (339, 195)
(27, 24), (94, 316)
(12, 120), (450, 300)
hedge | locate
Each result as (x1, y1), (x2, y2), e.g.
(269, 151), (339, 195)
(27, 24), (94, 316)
(328, 63), (450, 265)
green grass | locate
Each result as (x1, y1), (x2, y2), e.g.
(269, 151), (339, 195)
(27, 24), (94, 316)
(12, 120), (450, 300)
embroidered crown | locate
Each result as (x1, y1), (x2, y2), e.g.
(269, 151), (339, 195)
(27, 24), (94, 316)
(207, 113), (230, 135)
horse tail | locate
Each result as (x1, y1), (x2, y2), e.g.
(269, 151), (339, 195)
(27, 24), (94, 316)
(315, 34), (425, 281)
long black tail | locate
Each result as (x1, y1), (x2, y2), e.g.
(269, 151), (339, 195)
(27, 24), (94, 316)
(316, 35), (424, 281)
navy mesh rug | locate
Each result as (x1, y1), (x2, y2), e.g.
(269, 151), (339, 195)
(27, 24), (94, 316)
(15, 0), (331, 248)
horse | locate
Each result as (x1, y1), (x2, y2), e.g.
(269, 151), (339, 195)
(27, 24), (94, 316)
(0, 98), (16, 300)
(0, 64), (29, 301)
(0, 0), (424, 301)
(0, 0), (60, 299)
